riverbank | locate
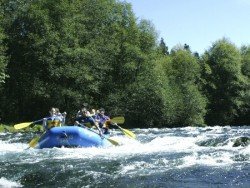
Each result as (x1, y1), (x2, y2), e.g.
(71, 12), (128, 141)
(0, 124), (43, 133)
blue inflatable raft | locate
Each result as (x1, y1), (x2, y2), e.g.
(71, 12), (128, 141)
(35, 126), (112, 149)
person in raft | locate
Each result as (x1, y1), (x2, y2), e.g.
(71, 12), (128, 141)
(95, 108), (111, 134)
(55, 108), (67, 125)
(74, 109), (102, 135)
(43, 107), (66, 130)
(76, 103), (91, 118)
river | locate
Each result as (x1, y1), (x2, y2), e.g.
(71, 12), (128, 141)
(0, 126), (249, 188)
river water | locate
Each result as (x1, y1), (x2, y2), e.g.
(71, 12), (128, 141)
(0, 126), (249, 188)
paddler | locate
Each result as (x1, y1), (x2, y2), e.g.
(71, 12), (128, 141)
(43, 107), (66, 130)
(94, 108), (111, 134)
(74, 109), (102, 135)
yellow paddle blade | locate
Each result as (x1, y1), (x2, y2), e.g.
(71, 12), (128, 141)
(29, 136), (40, 148)
(14, 122), (33, 130)
(111, 117), (125, 124)
(28, 132), (46, 148)
(122, 128), (136, 139)
(118, 126), (136, 139)
(106, 137), (120, 146)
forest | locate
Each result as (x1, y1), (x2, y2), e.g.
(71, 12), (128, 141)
(0, 0), (249, 128)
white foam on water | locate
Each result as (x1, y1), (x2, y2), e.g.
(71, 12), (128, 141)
(239, 144), (250, 156)
(1, 127), (248, 168)
(0, 140), (27, 153)
(118, 157), (172, 178)
(42, 131), (221, 157)
(51, 135), (202, 161)
(148, 136), (200, 151)
(119, 161), (153, 175)
(0, 177), (22, 188)
(179, 150), (237, 168)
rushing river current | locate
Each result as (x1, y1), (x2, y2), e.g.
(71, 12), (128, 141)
(0, 126), (249, 188)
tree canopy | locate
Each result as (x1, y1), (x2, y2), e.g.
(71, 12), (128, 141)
(0, 0), (249, 127)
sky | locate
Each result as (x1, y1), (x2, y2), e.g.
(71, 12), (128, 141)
(125, 0), (250, 54)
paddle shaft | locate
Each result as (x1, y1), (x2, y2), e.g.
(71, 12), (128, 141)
(78, 123), (119, 146)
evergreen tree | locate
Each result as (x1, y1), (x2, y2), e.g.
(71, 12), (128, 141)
(184, 43), (191, 52)
(159, 37), (169, 55)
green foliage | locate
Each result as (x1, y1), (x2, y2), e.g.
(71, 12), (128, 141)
(125, 49), (207, 127)
(241, 46), (250, 77)
(0, 124), (43, 133)
(0, 1), (249, 127)
(0, 5), (8, 119)
(125, 56), (168, 127)
(168, 50), (207, 126)
(0, 7), (7, 85)
(201, 38), (245, 125)
(0, 124), (15, 132)
(237, 46), (250, 124)
(158, 38), (169, 55)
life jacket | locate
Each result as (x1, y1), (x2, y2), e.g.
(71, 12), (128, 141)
(103, 120), (112, 128)
(47, 116), (62, 129)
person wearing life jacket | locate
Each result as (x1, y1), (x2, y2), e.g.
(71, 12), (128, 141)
(76, 103), (91, 118)
(43, 107), (66, 130)
(75, 109), (102, 135)
(95, 108), (111, 134)
(55, 108), (67, 125)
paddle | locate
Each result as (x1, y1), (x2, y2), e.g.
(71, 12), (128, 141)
(105, 136), (119, 146)
(110, 116), (125, 124)
(78, 122), (120, 146)
(14, 119), (43, 130)
(84, 116), (125, 128)
(27, 117), (122, 148)
(113, 123), (136, 139)
(91, 116), (135, 139)
(26, 132), (46, 149)
(27, 127), (120, 148)
(28, 136), (40, 148)
(89, 117), (120, 146)
(108, 117), (136, 139)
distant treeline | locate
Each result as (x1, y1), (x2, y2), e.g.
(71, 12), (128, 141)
(0, 0), (249, 127)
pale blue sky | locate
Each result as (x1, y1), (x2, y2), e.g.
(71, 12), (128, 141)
(125, 0), (250, 54)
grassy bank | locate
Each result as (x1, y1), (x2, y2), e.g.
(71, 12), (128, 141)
(0, 124), (44, 133)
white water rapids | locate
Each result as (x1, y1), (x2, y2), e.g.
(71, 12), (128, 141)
(0, 126), (249, 187)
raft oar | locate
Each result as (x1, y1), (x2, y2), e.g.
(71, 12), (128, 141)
(28, 132), (46, 148)
(110, 116), (125, 124)
(14, 119), (43, 130)
(87, 128), (120, 146)
(109, 117), (136, 139)
(105, 137), (119, 146)
(93, 116), (124, 145)
(114, 124), (136, 139)
(28, 136), (40, 148)
(79, 122), (120, 146)
(85, 116), (125, 128)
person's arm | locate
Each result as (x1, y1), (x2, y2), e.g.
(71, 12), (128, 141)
(90, 109), (96, 117)
(89, 117), (102, 136)
(62, 112), (67, 125)
(42, 117), (48, 130)
(76, 110), (82, 118)
(94, 115), (101, 126)
(74, 116), (82, 126)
